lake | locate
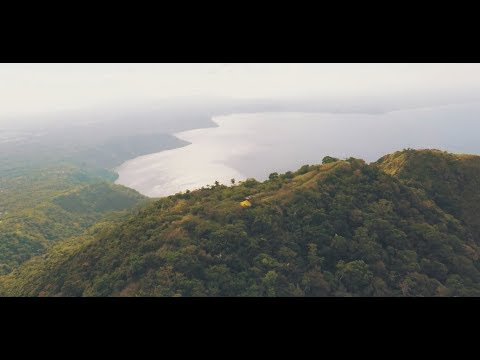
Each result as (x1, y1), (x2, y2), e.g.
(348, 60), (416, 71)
(115, 102), (480, 197)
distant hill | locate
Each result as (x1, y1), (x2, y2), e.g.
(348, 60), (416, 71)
(52, 182), (146, 214)
(2, 149), (480, 296)
(0, 133), (189, 176)
(0, 167), (147, 274)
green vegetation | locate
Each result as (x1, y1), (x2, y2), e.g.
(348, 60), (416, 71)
(0, 122), (190, 279)
(2, 149), (480, 296)
(0, 133), (188, 177)
(0, 165), (147, 274)
(322, 156), (339, 164)
(376, 149), (480, 241)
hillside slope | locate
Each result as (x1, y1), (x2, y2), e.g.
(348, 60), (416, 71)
(2, 150), (480, 296)
(376, 149), (480, 240)
(0, 168), (147, 274)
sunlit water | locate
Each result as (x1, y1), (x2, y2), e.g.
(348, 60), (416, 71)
(115, 103), (480, 197)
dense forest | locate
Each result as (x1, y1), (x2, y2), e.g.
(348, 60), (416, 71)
(1, 149), (480, 296)
(0, 165), (147, 274)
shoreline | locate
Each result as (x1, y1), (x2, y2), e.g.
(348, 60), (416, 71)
(113, 104), (480, 198)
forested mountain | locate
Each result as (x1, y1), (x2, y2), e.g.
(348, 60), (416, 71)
(2, 149), (480, 296)
(376, 149), (480, 241)
(0, 166), (147, 274)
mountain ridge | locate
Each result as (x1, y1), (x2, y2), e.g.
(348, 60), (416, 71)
(2, 149), (480, 296)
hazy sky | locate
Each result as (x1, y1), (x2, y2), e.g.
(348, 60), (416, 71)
(1, 63), (480, 118)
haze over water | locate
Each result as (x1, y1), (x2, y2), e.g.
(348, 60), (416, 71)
(115, 102), (480, 197)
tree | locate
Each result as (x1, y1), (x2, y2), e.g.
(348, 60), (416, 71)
(244, 178), (258, 188)
(230, 178), (235, 185)
(322, 156), (339, 164)
(307, 243), (322, 268)
(335, 260), (373, 295)
(399, 272), (441, 297)
(297, 164), (311, 175)
(269, 172), (279, 181)
(302, 269), (330, 296)
(263, 270), (278, 297)
(330, 234), (352, 260)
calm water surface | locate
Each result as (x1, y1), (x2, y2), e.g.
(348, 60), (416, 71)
(115, 103), (480, 197)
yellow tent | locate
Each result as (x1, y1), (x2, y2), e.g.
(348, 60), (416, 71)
(240, 200), (252, 207)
